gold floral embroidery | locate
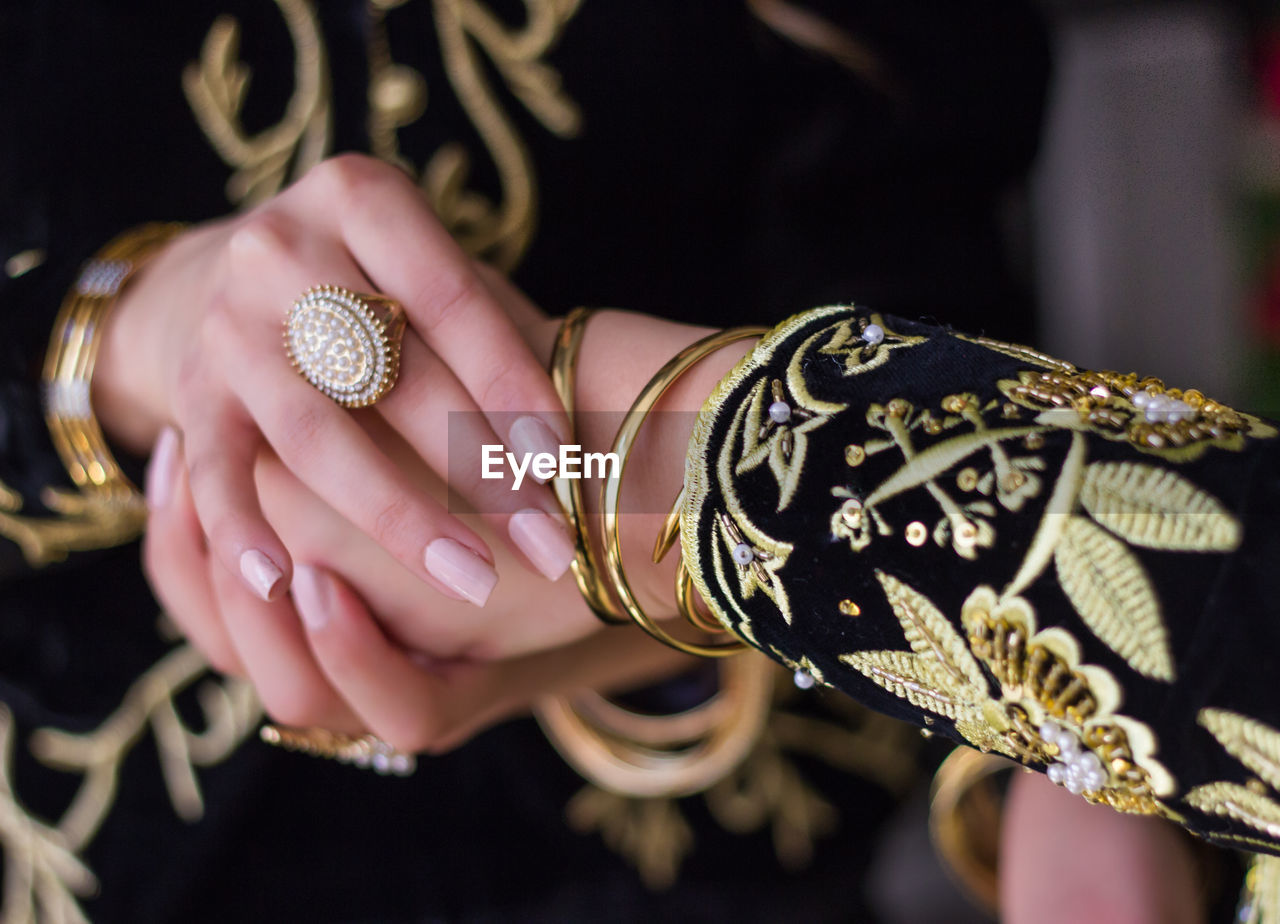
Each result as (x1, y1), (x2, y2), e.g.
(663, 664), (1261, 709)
(1185, 709), (1280, 846)
(1078, 461), (1241, 552)
(0, 479), (147, 568)
(1053, 515), (1168, 682)
(828, 395), (1047, 561)
(186, 0), (583, 270)
(0, 642), (259, 922)
(735, 377), (836, 512)
(995, 431), (1248, 683)
(995, 433), (1242, 682)
(953, 333), (1075, 372)
(184, 0), (332, 206)
(427, 0), (584, 269)
(804, 314), (924, 382)
(839, 573), (1173, 814)
(999, 368), (1276, 461)
(731, 314), (924, 512)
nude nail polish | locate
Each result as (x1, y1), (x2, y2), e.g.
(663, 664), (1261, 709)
(240, 549), (284, 602)
(508, 508), (575, 581)
(424, 538), (498, 607)
(291, 565), (329, 631)
(507, 416), (562, 484)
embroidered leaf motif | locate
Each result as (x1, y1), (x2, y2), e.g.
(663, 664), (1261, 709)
(1199, 709), (1280, 792)
(1054, 515), (1173, 682)
(838, 650), (975, 719)
(1185, 782), (1280, 840)
(875, 571), (987, 691)
(1080, 462), (1240, 552)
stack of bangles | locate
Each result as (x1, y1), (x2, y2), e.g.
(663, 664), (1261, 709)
(548, 306), (766, 656)
(532, 309), (779, 801)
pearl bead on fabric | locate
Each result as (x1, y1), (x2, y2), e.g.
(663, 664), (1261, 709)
(861, 323), (884, 345)
(768, 400), (791, 424)
(1131, 391), (1195, 424)
(793, 669), (816, 690)
(732, 542), (755, 565)
(1040, 721), (1107, 794)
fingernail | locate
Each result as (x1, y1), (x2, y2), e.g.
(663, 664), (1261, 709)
(508, 416), (561, 484)
(424, 538), (497, 607)
(292, 565), (330, 631)
(145, 426), (180, 511)
(508, 508), (575, 581)
(240, 549), (284, 602)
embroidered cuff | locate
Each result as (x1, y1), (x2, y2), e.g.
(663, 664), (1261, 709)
(680, 305), (1280, 853)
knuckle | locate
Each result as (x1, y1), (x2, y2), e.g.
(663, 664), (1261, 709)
(313, 153), (387, 204)
(276, 400), (329, 460)
(475, 354), (522, 412)
(370, 494), (415, 549)
(227, 212), (298, 271)
(414, 267), (479, 332)
(182, 447), (218, 496)
(198, 293), (244, 358)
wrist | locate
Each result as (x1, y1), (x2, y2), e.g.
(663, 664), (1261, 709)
(570, 310), (755, 612)
(93, 225), (201, 455)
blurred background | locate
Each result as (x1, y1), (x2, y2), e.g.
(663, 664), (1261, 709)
(1032, 0), (1279, 414)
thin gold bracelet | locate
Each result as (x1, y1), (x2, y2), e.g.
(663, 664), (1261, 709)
(534, 651), (774, 798)
(549, 308), (630, 625)
(42, 223), (186, 511)
(602, 326), (766, 658)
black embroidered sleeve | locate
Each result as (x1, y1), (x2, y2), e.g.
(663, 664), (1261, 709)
(680, 306), (1280, 853)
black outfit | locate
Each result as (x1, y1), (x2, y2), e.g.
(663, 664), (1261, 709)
(0, 3), (1059, 922)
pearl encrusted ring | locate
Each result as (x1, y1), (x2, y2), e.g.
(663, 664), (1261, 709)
(285, 285), (406, 407)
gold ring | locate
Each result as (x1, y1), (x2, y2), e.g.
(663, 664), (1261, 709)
(284, 285), (406, 407)
(260, 724), (416, 776)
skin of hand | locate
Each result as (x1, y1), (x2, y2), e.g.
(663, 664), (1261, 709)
(1000, 769), (1206, 924)
(96, 154), (576, 611)
(142, 292), (751, 750)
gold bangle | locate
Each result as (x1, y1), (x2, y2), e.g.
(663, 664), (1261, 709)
(928, 746), (1014, 914)
(602, 326), (766, 658)
(533, 651), (775, 799)
(549, 308), (630, 625)
(42, 223), (187, 512)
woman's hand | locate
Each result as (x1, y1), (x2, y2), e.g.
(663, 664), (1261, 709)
(142, 420), (696, 750)
(141, 294), (752, 747)
(98, 154), (574, 608)
(1000, 769), (1207, 924)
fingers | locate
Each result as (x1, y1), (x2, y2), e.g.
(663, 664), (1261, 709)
(211, 555), (363, 734)
(294, 155), (570, 453)
(231, 353), (499, 605)
(142, 427), (244, 675)
(294, 563), (454, 752)
(203, 226), (502, 606)
(182, 395), (291, 602)
(298, 557), (699, 754)
(374, 331), (575, 582)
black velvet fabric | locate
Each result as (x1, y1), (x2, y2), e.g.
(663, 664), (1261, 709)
(0, 2), (1055, 921)
(683, 306), (1280, 855)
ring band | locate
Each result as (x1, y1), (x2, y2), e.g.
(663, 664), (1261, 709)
(260, 724), (416, 776)
(284, 285), (406, 407)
